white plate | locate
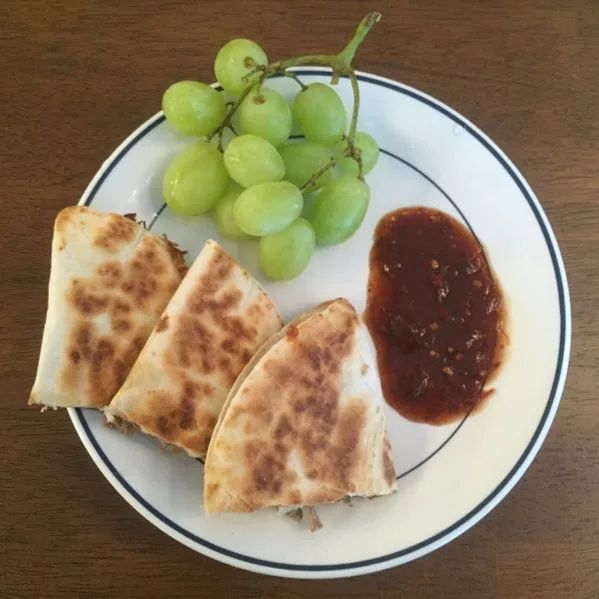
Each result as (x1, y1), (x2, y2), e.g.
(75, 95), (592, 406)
(68, 68), (571, 578)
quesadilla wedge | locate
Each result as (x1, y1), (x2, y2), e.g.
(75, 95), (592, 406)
(203, 298), (397, 524)
(105, 240), (283, 458)
(30, 206), (188, 409)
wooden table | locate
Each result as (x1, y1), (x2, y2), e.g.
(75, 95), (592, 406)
(2, 1), (596, 597)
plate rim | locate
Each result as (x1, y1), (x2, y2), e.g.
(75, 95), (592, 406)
(68, 67), (571, 579)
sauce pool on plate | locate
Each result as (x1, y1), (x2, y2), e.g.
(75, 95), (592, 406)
(364, 207), (507, 424)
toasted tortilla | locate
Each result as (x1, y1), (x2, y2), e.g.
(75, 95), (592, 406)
(203, 298), (397, 516)
(29, 206), (188, 409)
(105, 240), (283, 458)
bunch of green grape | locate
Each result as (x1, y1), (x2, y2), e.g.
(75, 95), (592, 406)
(161, 39), (379, 281)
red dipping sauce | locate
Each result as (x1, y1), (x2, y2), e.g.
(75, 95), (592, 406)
(364, 207), (507, 424)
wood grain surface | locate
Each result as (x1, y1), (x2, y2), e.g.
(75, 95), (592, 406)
(1, 0), (597, 597)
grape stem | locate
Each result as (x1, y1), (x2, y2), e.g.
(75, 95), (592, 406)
(345, 72), (361, 150)
(206, 80), (259, 143)
(300, 157), (336, 191)
(207, 11), (380, 178)
(338, 12), (381, 66)
(216, 124), (239, 151)
(279, 70), (309, 91)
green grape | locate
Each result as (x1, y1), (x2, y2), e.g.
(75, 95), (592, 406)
(279, 142), (334, 191)
(162, 142), (229, 215)
(212, 186), (251, 240)
(223, 134), (285, 187)
(290, 115), (303, 137)
(301, 190), (319, 220)
(335, 132), (380, 176)
(259, 218), (315, 281)
(162, 81), (226, 136)
(292, 83), (347, 146)
(238, 88), (292, 147)
(214, 39), (268, 95)
(310, 176), (370, 245)
(233, 181), (303, 236)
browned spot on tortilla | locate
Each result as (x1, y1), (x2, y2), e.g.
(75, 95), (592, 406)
(117, 236), (183, 312)
(303, 345), (339, 375)
(97, 261), (123, 287)
(244, 440), (261, 462)
(197, 383), (214, 396)
(222, 316), (256, 342)
(327, 401), (366, 492)
(68, 283), (109, 316)
(293, 399), (306, 414)
(286, 325), (299, 340)
(70, 322), (94, 364)
(103, 336), (145, 398)
(200, 357), (214, 374)
(238, 395), (274, 429)
(112, 299), (131, 314)
(156, 414), (171, 436)
(218, 356), (239, 386)
(143, 239), (171, 277)
(247, 301), (264, 320)
(155, 315), (169, 332)
(59, 321), (96, 391)
(93, 214), (138, 253)
(272, 415), (295, 441)
(286, 490), (302, 505)
(54, 206), (86, 237)
(92, 338), (114, 367)
(171, 317), (213, 370)
(179, 394), (194, 430)
(217, 263), (231, 279)
(361, 363), (369, 375)
(198, 245), (233, 295)
(108, 299), (133, 334)
(248, 439), (298, 499)
(182, 380), (197, 399)
(252, 455), (286, 493)
(220, 338), (235, 353)
(113, 319), (131, 332)
(206, 482), (220, 497)
(300, 429), (330, 454)
(121, 275), (159, 310)
(219, 291), (243, 312)
(183, 429), (213, 456)
(205, 412), (218, 429)
(87, 337), (121, 403)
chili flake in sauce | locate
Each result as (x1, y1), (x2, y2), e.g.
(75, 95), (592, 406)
(364, 207), (507, 424)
